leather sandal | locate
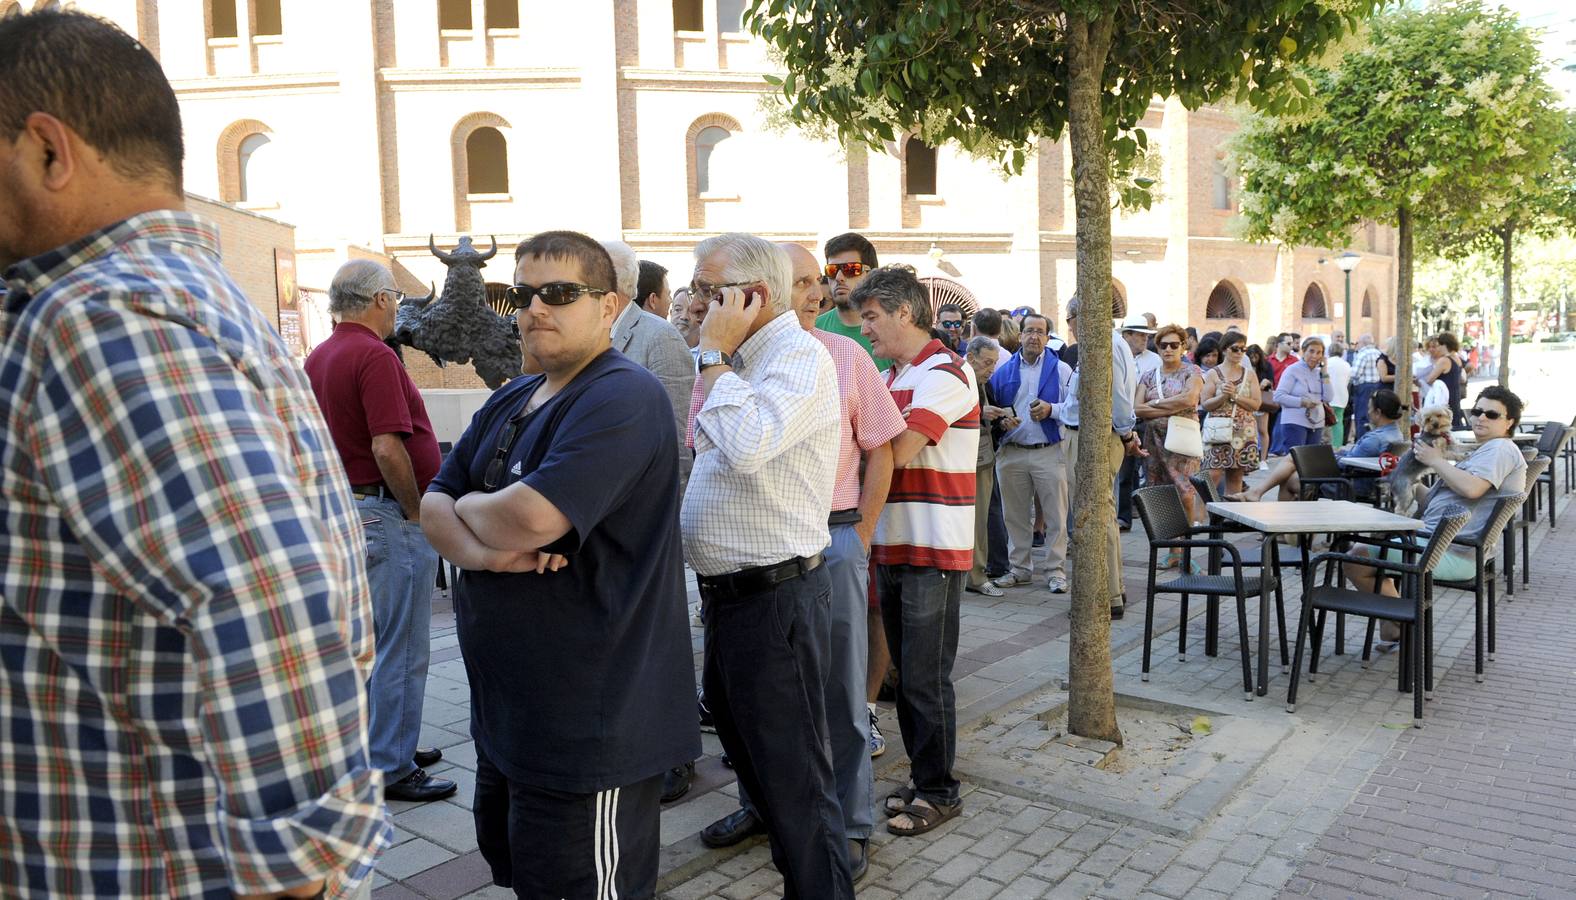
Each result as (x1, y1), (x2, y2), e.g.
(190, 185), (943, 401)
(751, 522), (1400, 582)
(882, 785), (916, 817)
(887, 798), (962, 836)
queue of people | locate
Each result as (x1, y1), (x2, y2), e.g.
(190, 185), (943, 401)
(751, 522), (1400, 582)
(0, 9), (1526, 900)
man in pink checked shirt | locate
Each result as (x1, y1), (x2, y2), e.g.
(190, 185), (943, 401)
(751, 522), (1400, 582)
(687, 243), (905, 883)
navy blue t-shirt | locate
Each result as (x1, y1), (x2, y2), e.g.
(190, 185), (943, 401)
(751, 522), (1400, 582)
(427, 349), (698, 793)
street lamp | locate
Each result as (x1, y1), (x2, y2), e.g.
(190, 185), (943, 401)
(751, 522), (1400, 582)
(1335, 251), (1361, 347)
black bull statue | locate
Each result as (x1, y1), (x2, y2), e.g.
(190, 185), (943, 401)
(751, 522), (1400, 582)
(392, 235), (522, 390)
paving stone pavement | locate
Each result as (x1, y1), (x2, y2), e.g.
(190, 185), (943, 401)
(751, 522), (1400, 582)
(372, 480), (1575, 900)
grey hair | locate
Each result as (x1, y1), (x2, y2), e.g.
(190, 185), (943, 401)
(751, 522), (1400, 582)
(966, 335), (1000, 358)
(693, 232), (792, 315)
(328, 259), (394, 316)
(849, 264), (931, 329)
(599, 239), (639, 301)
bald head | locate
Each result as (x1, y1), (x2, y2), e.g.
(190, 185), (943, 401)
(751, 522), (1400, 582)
(779, 242), (825, 329)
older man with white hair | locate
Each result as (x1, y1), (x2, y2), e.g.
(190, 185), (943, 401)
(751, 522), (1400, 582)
(683, 233), (852, 898)
(601, 239), (696, 492)
(304, 259), (455, 803)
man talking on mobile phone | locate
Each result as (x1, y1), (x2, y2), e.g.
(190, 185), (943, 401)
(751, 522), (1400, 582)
(681, 233), (852, 898)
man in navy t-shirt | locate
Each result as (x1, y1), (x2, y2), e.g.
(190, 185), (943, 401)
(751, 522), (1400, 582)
(422, 231), (697, 899)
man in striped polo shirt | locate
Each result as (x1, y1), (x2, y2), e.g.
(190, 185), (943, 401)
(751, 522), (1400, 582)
(855, 265), (979, 837)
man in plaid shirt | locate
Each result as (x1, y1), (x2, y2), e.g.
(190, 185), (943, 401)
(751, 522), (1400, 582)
(1349, 333), (1383, 440)
(0, 10), (386, 898)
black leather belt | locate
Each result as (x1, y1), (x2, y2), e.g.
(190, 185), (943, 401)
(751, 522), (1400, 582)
(351, 483), (389, 499)
(1007, 442), (1051, 450)
(828, 508), (862, 527)
(696, 554), (825, 602)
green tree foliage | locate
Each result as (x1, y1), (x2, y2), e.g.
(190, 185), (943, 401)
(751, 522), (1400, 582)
(746, 0), (1380, 742)
(1230, 1), (1566, 406)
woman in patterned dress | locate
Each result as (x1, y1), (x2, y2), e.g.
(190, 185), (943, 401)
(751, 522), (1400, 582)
(1135, 323), (1205, 564)
(1200, 330), (1263, 496)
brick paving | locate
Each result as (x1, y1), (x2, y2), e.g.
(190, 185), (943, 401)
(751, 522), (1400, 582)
(372, 479), (1575, 900)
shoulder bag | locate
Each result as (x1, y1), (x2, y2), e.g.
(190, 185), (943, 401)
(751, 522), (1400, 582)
(1202, 368), (1237, 445)
(1155, 367), (1203, 458)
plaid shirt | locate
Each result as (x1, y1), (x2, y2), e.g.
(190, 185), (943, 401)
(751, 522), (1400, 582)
(1351, 346), (1382, 385)
(0, 212), (388, 898)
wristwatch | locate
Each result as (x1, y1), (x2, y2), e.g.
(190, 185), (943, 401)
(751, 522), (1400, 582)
(698, 349), (733, 370)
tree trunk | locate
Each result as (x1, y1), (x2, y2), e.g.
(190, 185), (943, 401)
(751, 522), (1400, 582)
(1395, 205), (1413, 435)
(1498, 223), (1514, 389)
(1064, 12), (1122, 746)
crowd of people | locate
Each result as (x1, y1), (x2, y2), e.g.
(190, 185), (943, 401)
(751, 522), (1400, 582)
(0, 9), (1534, 900)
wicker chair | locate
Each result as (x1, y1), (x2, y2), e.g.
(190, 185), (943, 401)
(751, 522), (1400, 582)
(1429, 493), (1528, 682)
(1531, 425), (1571, 529)
(1288, 509), (1471, 727)
(1503, 457), (1551, 595)
(1133, 485), (1273, 698)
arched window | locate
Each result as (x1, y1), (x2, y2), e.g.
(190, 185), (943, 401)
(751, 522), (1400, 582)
(695, 125), (731, 194)
(439, 0), (471, 29)
(210, 0), (238, 38)
(717, 0), (746, 31)
(466, 127), (509, 194)
(1301, 283), (1329, 320)
(255, 0), (282, 35)
(905, 138), (937, 196)
(237, 132), (276, 203)
(1210, 158), (1231, 210)
(672, 0), (702, 30)
(1361, 288), (1375, 319)
(1206, 281), (1246, 319)
(486, 0), (518, 29)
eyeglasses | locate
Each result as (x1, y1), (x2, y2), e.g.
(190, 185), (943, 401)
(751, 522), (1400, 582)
(1157, 341), (1182, 350)
(688, 280), (761, 304)
(1468, 407), (1506, 421)
(483, 408), (531, 490)
(940, 320), (963, 329)
(504, 282), (609, 309)
(374, 288), (406, 303)
(1022, 328), (1048, 337)
(1225, 345), (1246, 353)
(825, 262), (868, 279)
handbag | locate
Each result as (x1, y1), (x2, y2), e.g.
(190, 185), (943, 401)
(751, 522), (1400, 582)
(1322, 402), (1336, 427)
(1203, 369), (1241, 444)
(1154, 368), (1203, 458)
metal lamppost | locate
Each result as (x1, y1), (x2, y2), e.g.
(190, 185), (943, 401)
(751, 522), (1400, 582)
(1336, 251), (1361, 346)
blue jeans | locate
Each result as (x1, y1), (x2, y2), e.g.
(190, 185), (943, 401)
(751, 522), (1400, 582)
(1351, 382), (1379, 441)
(704, 564), (852, 899)
(362, 496), (439, 780)
(738, 525), (874, 840)
(876, 565), (963, 808)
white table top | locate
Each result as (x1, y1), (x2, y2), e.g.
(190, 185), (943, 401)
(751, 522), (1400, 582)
(1205, 499), (1423, 534)
(1452, 431), (1537, 445)
(1337, 456), (1384, 472)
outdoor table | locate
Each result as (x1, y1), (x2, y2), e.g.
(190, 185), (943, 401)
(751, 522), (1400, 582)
(1204, 499), (1425, 696)
(1452, 431), (1537, 446)
(1338, 456), (1384, 473)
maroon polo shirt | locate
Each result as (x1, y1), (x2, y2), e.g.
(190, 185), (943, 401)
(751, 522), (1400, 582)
(305, 321), (442, 490)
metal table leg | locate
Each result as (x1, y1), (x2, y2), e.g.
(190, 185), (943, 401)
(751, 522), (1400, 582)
(1256, 531), (1273, 696)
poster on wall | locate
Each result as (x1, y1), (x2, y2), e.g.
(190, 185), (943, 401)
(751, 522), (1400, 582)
(274, 248), (305, 357)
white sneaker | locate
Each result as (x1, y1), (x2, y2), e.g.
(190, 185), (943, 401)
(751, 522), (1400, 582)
(1047, 576), (1068, 594)
(868, 708), (886, 758)
(991, 573), (1030, 589)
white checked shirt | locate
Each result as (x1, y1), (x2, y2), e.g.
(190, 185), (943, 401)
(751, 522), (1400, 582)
(681, 312), (841, 576)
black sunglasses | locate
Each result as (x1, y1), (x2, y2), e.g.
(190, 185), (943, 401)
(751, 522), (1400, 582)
(504, 281), (609, 309)
(940, 320), (963, 328)
(484, 408), (531, 490)
(1157, 341), (1182, 350)
(1468, 407), (1506, 421)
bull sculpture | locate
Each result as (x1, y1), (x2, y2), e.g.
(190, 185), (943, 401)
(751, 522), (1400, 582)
(392, 235), (522, 390)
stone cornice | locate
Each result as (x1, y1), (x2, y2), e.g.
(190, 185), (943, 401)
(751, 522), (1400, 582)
(379, 67), (581, 91)
(170, 72), (340, 97)
(620, 68), (777, 92)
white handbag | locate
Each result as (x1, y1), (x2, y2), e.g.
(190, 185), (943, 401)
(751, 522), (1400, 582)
(1155, 368), (1203, 458)
(1202, 370), (1241, 444)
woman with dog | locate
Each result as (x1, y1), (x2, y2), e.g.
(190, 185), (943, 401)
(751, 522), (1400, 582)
(1227, 389), (1404, 503)
(1343, 387), (1528, 627)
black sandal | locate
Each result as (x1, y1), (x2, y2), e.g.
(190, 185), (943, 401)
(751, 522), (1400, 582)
(882, 785), (915, 817)
(887, 799), (962, 836)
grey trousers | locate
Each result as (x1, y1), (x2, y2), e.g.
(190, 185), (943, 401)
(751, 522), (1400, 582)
(739, 523), (874, 840)
(997, 442), (1070, 582)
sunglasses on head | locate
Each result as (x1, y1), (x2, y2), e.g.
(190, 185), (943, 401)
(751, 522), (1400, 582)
(1468, 407), (1506, 421)
(1157, 340), (1182, 350)
(825, 262), (868, 278)
(504, 282), (608, 309)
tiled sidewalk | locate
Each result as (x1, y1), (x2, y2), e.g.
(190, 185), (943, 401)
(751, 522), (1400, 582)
(372, 483), (1575, 900)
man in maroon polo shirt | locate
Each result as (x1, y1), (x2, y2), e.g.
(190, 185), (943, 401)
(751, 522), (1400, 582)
(305, 259), (456, 803)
